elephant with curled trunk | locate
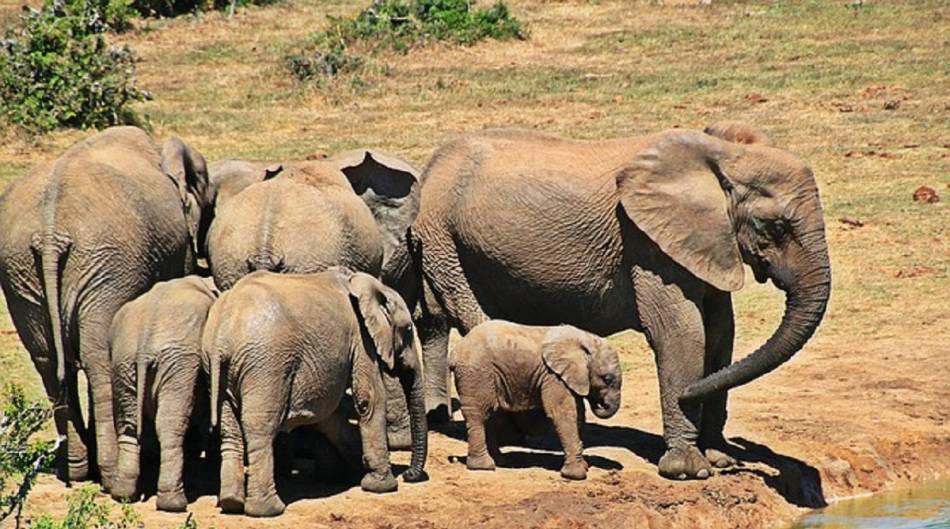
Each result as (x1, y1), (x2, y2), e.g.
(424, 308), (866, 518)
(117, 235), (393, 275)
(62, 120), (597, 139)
(109, 275), (218, 511)
(405, 122), (831, 480)
(0, 127), (212, 488)
(205, 150), (424, 449)
(202, 268), (427, 517)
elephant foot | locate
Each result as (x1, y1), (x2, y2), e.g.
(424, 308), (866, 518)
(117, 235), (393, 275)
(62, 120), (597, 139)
(401, 467), (429, 483)
(560, 459), (589, 481)
(98, 468), (116, 493)
(58, 458), (90, 484)
(361, 471), (398, 494)
(466, 454), (495, 472)
(658, 446), (713, 480)
(110, 479), (138, 503)
(157, 491), (188, 513)
(704, 447), (737, 469)
(245, 494), (286, 518)
(218, 493), (244, 514)
(386, 426), (412, 451)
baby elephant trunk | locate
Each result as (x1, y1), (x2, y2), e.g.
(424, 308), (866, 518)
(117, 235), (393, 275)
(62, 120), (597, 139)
(590, 392), (621, 420)
(399, 366), (428, 482)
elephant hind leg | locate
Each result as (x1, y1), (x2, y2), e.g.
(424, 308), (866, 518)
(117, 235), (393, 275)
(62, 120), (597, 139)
(77, 315), (118, 491)
(154, 372), (197, 512)
(239, 384), (288, 517)
(217, 399), (245, 514)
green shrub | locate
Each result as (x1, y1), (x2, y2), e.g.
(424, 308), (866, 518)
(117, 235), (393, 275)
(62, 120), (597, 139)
(129, 0), (281, 18)
(31, 485), (198, 529)
(0, 0), (149, 133)
(288, 0), (526, 83)
(0, 385), (57, 527)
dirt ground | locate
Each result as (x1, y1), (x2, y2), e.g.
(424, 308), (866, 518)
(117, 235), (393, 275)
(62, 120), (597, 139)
(1, 1), (948, 528)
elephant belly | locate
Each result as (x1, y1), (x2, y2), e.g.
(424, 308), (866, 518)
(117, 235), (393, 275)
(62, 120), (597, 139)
(447, 176), (638, 335)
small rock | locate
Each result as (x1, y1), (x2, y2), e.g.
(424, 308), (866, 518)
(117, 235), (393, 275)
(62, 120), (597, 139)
(913, 185), (939, 204)
(839, 217), (865, 228)
(884, 99), (901, 110)
(826, 459), (853, 478)
(745, 93), (768, 104)
(305, 151), (329, 160)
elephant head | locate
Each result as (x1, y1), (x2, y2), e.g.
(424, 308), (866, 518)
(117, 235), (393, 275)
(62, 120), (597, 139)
(334, 150), (422, 267)
(615, 123), (831, 402)
(541, 326), (622, 419)
(343, 269), (428, 482)
(160, 137), (212, 259)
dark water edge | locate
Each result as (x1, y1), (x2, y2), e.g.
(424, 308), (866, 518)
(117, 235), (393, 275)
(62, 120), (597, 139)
(787, 480), (950, 529)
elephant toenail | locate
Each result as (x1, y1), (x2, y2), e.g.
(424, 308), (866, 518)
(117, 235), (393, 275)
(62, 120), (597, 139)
(697, 469), (709, 479)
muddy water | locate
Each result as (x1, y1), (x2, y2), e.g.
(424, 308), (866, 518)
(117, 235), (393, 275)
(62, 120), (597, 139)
(789, 480), (950, 529)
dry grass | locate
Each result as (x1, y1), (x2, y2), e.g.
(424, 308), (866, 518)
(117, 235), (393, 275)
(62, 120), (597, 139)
(0, 0), (947, 466)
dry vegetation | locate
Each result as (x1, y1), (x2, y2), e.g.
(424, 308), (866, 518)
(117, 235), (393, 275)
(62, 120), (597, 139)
(0, 0), (948, 527)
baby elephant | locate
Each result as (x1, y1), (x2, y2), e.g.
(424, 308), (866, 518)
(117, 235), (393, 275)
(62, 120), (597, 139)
(109, 276), (218, 511)
(203, 268), (427, 517)
(451, 321), (622, 480)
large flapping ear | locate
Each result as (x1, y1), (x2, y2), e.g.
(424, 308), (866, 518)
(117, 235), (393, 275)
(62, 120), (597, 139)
(347, 272), (397, 371)
(161, 137), (210, 203)
(616, 131), (745, 292)
(704, 121), (770, 146)
(336, 150), (421, 264)
(541, 326), (592, 397)
(207, 159), (282, 210)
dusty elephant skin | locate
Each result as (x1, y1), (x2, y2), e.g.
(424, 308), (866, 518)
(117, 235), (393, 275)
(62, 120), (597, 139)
(108, 276), (218, 512)
(407, 123), (832, 480)
(201, 268), (427, 518)
(0, 127), (213, 489)
(205, 151), (423, 450)
(451, 321), (622, 480)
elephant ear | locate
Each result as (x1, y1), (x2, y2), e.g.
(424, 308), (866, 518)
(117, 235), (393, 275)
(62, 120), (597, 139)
(704, 121), (771, 146)
(616, 131), (745, 292)
(337, 150), (421, 264)
(343, 272), (415, 370)
(161, 137), (210, 253)
(541, 326), (592, 397)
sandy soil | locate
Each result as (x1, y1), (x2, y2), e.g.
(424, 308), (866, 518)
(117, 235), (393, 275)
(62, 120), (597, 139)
(12, 323), (949, 529)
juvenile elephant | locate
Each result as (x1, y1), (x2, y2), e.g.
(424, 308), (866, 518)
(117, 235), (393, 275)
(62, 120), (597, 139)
(206, 150), (421, 290)
(202, 268), (427, 517)
(406, 123), (832, 479)
(0, 127), (212, 487)
(109, 276), (218, 511)
(451, 321), (622, 480)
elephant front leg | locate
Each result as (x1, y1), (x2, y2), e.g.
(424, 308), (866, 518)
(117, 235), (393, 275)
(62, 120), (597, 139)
(541, 382), (587, 480)
(635, 272), (713, 480)
(217, 401), (245, 514)
(700, 291), (738, 469)
(352, 362), (397, 494)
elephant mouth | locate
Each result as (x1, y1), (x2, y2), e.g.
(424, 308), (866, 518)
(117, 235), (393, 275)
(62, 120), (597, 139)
(592, 401), (618, 419)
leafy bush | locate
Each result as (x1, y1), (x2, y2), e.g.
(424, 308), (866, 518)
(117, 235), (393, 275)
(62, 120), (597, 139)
(0, 385), (57, 527)
(288, 0), (526, 82)
(0, 0), (149, 133)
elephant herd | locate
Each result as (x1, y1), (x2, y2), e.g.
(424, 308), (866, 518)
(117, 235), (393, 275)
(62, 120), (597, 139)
(0, 121), (831, 516)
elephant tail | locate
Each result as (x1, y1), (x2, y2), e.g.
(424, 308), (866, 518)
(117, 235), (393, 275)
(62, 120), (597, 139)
(135, 355), (148, 438)
(210, 346), (221, 428)
(31, 231), (72, 482)
(245, 251), (284, 274)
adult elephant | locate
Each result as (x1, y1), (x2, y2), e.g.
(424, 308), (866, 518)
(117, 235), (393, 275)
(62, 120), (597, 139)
(0, 127), (212, 488)
(408, 123), (832, 480)
(204, 150), (425, 450)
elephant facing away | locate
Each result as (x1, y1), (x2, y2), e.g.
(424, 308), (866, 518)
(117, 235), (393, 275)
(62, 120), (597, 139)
(0, 127), (211, 487)
(109, 275), (218, 511)
(451, 321), (622, 480)
(202, 269), (427, 517)
(408, 123), (831, 480)
(206, 149), (421, 290)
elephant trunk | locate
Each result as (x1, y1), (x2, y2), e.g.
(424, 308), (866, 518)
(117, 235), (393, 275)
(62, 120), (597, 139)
(399, 363), (428, 482)
(681, 228), (831, 402)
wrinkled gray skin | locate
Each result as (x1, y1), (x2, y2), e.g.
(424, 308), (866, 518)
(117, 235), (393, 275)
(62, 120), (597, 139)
(451, 321), (622, 480)
(403, 123), (832, 480)
(108, 276), (218, 511)
(205, 151), (424, 450)
(202, 269), (427, 518)
(0, 127), (212, 489)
